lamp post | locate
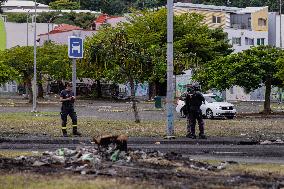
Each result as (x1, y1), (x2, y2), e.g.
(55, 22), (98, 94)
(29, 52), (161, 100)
(166, 0), (174, 138)
(280, 0), (282, 48)
(32, 0), (37, 112)
(26, 10), (31, 46)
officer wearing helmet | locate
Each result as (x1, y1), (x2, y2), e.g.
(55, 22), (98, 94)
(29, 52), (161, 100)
(185, 84), (206, 139)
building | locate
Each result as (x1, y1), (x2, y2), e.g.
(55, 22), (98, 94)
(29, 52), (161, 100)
(174, 2), (269, 52)
(92, 14), (127, 30)
(39, 14), (126, 45)
(2, 0), (49, 12)
(38, 24), (97, 45)
(174, 3), (269, 101)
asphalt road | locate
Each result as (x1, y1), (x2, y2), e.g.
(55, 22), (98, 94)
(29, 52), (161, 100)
(1, 99), (283, 121)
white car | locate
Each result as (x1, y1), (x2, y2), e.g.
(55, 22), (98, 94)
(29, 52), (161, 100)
(176, 93), (236, 119)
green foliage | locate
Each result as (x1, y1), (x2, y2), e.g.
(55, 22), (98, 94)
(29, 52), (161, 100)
(85, 9), (231, 84)
(0, 43), (72, 84)
(49, 0), (80, 10)
(195, 45), (284, 112)
(5, 12), (97, 29)
(0, 61), (18, 84)
(80, 0), (166, 15)
(37, 42), (72, 81)
(195, 46), (283, 91)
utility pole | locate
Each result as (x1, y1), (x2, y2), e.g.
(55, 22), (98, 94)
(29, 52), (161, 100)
(166, 0), (175, 138)
(32, 0), (37, 112)
(280, 0), (282, 48)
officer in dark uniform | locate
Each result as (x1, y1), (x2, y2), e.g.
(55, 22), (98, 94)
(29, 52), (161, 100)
(185, 84), (206, 139)
(60, 82), (81, 137)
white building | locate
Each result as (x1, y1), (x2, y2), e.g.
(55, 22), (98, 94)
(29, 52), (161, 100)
(2, 0), (49, 12)
(174, 3), (269, 101)
(174, 3), (269, 53)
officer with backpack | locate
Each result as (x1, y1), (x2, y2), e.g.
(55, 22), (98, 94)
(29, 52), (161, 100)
(185, 84), (207, 139)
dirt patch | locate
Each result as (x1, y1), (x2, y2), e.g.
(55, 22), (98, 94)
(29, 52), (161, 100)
(0, 146), (283, 189)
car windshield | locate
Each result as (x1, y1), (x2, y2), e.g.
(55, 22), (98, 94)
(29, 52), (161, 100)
(205, 96), (217, 103)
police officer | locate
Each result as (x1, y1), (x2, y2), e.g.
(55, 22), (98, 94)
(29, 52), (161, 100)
(60, 82), (81, 137)
(185, 84), (206, 139)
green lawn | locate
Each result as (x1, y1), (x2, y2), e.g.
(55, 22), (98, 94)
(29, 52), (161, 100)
(0, 113), (284, 139)
(0, 18), (6, 50)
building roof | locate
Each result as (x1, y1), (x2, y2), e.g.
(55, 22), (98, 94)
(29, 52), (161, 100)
(174, 2), (267, 14)
(3, 0), (49, 8)
(3, 8), (100, 14)
(95, 14), (124, 24)
(39, 24), (82, 36)
(237, 7), (268, 14)
(174, 2), (240, 13)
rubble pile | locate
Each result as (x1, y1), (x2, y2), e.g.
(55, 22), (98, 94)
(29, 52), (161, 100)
(0, 135), (235, 179)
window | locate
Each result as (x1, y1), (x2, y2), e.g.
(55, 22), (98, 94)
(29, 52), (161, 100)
(245, 37), (254, 45)
(229, 87), (234, 94)
(257, 38), (265, 45)
(212, 16), (221, 23)
(258, 18), (267, 26)
(232, 37), (241, 46)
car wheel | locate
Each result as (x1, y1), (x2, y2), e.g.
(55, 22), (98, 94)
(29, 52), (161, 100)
(180, 107), (186, 118)
(226, 116), (234, 119)
(206, 109), (214, 119)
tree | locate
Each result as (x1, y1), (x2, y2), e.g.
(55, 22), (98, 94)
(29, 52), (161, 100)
(84, 9), (231, 122)
(195, 45), (284, 114)
(0, 61), (18, 84)
(49, 0), (80, 10)
(0, 46), (34, 102)
(0, 43), (72, 101)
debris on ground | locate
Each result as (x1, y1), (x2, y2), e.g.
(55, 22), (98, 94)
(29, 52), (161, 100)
(260, 139), (284, 145)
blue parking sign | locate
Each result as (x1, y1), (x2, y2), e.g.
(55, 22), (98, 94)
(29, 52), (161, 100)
(68, 36), (83, 59)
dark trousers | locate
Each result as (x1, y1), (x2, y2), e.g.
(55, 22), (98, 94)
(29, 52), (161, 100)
(188, 109), (204, 135)
(61, 109), (77, 128)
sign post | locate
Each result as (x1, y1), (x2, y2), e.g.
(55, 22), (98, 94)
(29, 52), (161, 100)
(68, 36), (83, 96)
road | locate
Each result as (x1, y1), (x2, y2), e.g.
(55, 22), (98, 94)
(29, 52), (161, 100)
(0, 136), (284, 164)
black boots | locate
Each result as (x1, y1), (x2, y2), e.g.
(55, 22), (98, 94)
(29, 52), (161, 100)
(62, 129), (68, 137)
(186, 133), (197, 139)
(72, 126), (82, 136)
(186, 133), (207, 139)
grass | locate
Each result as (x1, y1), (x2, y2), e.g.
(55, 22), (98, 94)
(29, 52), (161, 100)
(226, 163), (284, 177)
(0, 18), (6, 50)
(0, 174), (160, 189)
(0, 112), (284, 138)
(0, 151), (36, 158)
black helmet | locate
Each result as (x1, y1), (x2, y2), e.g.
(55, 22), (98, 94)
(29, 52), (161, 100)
(192, 84), (200, 91)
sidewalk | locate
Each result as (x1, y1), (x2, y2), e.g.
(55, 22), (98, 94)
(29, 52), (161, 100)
(0, 136), (260, 145)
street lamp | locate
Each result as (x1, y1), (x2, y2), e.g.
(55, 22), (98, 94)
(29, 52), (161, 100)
(280, 0), (282, 48)
(166, 0), (174, 138)
(32, 0), (37, 112)
(47, 14), (63, 42)
(26, 10), (31, 46)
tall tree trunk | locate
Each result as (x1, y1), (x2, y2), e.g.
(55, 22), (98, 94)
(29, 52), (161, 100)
(96, 80), (102, 98)
(26, 79), (33, 103)
(37, 72), (44, 98)
(149, 82), (157, 100)
(130, 79), (140, 123)
(263, 77), (272, 114)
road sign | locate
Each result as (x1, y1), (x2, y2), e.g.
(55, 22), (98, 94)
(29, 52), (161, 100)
(68, 36), (83, 59)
